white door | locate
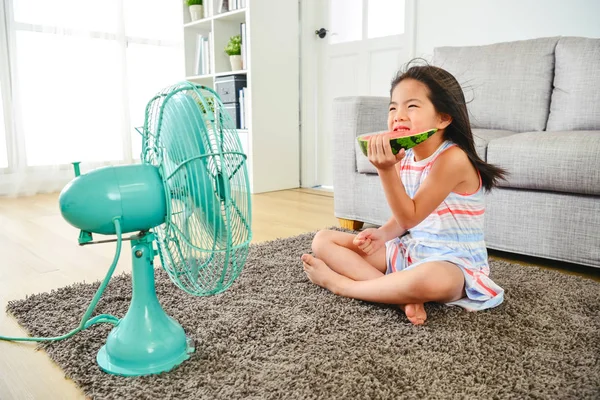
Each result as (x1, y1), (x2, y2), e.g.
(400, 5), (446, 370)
(300, 0), (415, 189)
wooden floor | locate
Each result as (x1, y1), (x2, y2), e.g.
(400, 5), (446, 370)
(0, 189), (597, 399)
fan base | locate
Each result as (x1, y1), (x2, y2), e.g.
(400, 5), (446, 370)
(97, 336), (195, 377)
(95, 232), (196, 377)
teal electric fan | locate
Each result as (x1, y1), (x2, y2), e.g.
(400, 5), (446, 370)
(0, 82), (252, 376)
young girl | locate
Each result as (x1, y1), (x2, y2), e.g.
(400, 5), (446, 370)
(301, 64), (507, 325)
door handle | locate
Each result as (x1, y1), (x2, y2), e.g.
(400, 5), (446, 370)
(315, 28), (328, 39)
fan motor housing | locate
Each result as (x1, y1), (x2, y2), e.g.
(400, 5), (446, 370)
(59, 164), (167, 234)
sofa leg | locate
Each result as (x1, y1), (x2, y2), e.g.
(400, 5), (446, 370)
(338, 218), (364, 231)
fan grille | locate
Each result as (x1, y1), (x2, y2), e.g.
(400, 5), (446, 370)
(140, 82), (251, 296)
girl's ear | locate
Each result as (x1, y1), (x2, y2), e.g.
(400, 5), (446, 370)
(437, 113), (452, 130)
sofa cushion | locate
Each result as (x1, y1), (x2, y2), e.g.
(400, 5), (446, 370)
(472, 129), (518, 161)
(546, 37), (600, 131)
(486, 131), (600, 195)
(433, 37), (559, 132)
(355, 131), (384, 174)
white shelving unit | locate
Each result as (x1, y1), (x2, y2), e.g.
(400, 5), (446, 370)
(181, 0), (299, 194)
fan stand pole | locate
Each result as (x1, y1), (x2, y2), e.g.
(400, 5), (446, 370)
(96, 232), (195, 376)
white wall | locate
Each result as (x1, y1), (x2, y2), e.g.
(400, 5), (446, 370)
(414, 0), (600, 59)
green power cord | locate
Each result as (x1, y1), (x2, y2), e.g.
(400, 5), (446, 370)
(0, 218), (124, 342)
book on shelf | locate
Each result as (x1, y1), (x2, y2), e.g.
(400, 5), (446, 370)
(194, 34), (204, 75)
(239, 88), (245, 130)
(240, 22), (246, 70)
(203, 0), (213, 18)
(194, 32), (212, 76)
(244, 87), (251, 129)
(206, 31), (212, 73)
(218, 0), (227, 13)
(239, 87), (248, 130)
(218, 0), (245, 14)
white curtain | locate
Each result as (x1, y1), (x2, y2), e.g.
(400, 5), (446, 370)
(0, 0), (185, 196)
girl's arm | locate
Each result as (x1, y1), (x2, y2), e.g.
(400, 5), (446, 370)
(377, 217), (406, 241)
(375, 154), (408, 241)
(378, 146), (471, 230)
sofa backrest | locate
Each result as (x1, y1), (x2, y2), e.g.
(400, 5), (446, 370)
(546, 37), (600, 131)
(433, 37), (559, 132)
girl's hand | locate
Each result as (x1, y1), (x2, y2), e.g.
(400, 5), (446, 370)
(353, 228), (386, 256)
(368, 133), (406, 171)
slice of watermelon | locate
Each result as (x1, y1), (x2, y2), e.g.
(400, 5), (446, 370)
(357, 128), (438, 156)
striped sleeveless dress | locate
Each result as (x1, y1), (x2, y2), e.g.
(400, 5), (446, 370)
(384, 140), (504, 311)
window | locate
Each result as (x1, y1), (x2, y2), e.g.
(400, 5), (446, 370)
(126, 44), (185, 159)
(367, 0), (405, 39)
(328, 0), (406, 44)
(3, 0), (184, 170)
(16, 32), (124, 165)
(0, 81), (7, 168)
(329, 0), (362, 45)
(14, 0), (120, 32)
(124, 0), (182, 42)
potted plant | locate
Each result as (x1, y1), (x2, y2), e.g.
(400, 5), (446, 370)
(198, 97), (215, 115)
(225, 34), (243, 71)
(197, 97), (216, 128)
(187, 0), (204, 22)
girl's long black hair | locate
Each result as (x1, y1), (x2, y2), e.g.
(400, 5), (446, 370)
(391, 61), (507, 191)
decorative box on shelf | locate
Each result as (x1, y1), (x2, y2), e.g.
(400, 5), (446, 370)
(215, 74), (247, 129)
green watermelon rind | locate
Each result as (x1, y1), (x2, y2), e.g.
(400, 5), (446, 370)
(357, 129), (438, 156)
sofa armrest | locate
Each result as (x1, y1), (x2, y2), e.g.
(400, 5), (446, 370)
(332, 96), (388, 222)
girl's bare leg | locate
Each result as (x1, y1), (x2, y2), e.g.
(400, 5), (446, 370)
(310, 229), (386, 280)
(303, 229), (429, 325)
(302, 254), (465, 324)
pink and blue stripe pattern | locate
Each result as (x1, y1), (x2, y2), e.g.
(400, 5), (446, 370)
(385, 140), (504, 311)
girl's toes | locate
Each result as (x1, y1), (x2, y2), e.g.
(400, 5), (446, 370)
(301, 253), (315, 265)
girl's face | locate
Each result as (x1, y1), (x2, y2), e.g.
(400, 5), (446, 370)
(387, 78), (451, 134)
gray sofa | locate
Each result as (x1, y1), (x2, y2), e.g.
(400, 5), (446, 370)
(333, 36), (600, 268)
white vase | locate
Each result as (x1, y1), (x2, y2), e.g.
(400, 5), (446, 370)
(189, 5), (204, 21)
(229, 55), (243, 71)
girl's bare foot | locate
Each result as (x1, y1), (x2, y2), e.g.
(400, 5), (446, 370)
(400, 303), (427, 325)
(301, 254), (346, 294)
(303, 254), (427, 325)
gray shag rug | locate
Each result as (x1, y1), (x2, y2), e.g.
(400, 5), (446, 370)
(6, 231), (600, 399)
